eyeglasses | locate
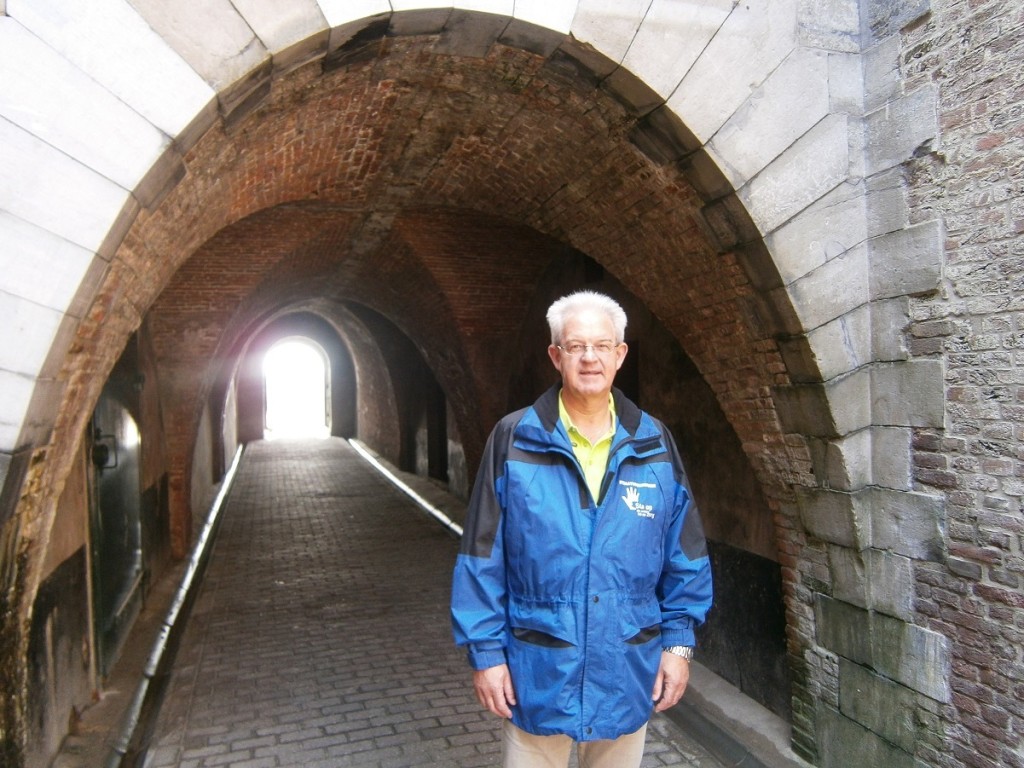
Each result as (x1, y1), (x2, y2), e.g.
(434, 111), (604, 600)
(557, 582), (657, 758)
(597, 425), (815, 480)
(556, 342), (620, 356)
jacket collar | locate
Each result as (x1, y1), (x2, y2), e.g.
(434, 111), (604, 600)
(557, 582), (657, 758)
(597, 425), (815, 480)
(532, 384), (644, 439)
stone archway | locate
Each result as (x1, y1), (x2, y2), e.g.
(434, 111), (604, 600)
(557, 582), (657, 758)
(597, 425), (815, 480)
(0, 4), (950, 767)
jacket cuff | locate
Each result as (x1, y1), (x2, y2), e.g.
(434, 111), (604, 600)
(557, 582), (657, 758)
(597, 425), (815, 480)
(660, 620), (696, 648)
(467, 642), (507, 670)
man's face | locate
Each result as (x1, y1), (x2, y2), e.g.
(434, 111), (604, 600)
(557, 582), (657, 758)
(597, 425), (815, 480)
(547, 308), (628, 401)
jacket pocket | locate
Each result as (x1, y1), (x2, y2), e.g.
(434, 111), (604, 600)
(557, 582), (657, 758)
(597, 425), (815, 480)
(508, 598), (577, 648)
(511, 627), (574, 648)
(624, 624), (661, 645)
(619, 596), (662, 643)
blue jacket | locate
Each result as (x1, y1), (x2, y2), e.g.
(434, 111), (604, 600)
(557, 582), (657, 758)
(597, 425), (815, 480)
(451, 385), (713, 741)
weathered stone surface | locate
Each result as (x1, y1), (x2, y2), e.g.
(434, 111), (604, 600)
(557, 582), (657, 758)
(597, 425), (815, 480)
(830, 679), (916, 766)
(786, 241), (869, 332)
(126, 0), (269, 94)
(870, 611), (951, 702)
(668, 0), (798, 142)
(864, 0), (930, 42)
(865, 85), (938, 174)
(620, 0), (734, 100)
(797, 488), (872, 550)
(828, 543), (869, 607)
(568, 0), (648, 64)
(766, 180), (867, 285)
(868, 487), (945, 561)
(511, 0), (576, 34)
(803, 303), (872, 382)
(0, 17), (170, 189)
(839, 658), (917, 751)
(436, 9), (510, 58)
(870, 359), (944, 428)
(862, 34), (902, 112)
(865, 549), (914, 620)
(868, 295), (910, 363)
(709, 47), (830, 187)
(741, 113), (851, 235)
(869, 219), (943, 300)
(823, 427), (872, 491)
(231, 0), (327, 54)
(816, 595), (874, 664)
(10, 0), (214, 136)
(0, 119), (131, 251)
(796, 0), (860, 52)
(0, 213), (94, 314)
(869, 425), (911, 491)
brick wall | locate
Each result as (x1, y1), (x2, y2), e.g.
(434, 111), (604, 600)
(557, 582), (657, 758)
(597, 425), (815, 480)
(902, 1), (1024, 765)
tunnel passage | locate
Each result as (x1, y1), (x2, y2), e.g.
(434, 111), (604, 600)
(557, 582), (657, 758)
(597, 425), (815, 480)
(13, 14), (825, 768)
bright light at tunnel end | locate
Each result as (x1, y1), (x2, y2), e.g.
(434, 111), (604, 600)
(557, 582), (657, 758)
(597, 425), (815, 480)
(263, 340), (330, 440)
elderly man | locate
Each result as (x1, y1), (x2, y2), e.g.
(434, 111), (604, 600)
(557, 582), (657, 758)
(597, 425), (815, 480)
(451, 290), (713, 768)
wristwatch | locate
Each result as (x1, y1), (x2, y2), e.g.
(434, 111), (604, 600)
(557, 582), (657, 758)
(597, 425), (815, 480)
(664, 645), (694, 660)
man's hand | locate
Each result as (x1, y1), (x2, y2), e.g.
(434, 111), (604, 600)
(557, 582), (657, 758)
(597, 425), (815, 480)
(652, 651), (690, 712)
(473, 663), (517, 719)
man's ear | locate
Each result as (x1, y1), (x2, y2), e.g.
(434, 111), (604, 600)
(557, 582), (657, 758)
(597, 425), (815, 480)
(548, 344), (562, 370)
(615, 342), (628, 370)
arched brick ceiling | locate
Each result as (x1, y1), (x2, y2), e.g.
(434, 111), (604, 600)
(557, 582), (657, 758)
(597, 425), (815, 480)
(64, 34), (798, 513)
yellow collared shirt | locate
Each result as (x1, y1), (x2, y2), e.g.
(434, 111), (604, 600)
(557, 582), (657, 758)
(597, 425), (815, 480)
(559, 392), (617, 501)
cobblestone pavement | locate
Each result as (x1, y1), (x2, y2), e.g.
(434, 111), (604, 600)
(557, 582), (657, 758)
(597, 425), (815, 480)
(142, 438), (727, 768)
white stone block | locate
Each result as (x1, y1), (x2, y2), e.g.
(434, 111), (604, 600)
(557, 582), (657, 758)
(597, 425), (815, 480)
(0, 369), (34, 452)
(0, 18), (169, 190)
(0, 291), (63, 376)
(805, 302), (872, 381)
(8, 0), (214, 137)
(871, 360), (944, 429)
(0, 120), (132, 252)
(871, 426), (912, 491)
(766, 180), (867, 285)
(740, 112), (850, 235)
(667, 0), (798, 142)
(828, 51), (864, 114)
(620, 0), (734, 99)
(232, 0), (328, 53)
(512, 0), (577, 33)
(391, 0), (453, 10)
(867, 549), (914, 620)
(570, 0), (649, 63)
(863, 35), (902, 113)
(317, 0), (390, 27)
(708, 47), (830, 187)
(455, 0), (513, 14)
(126, 0), (268, 92)
(870, 296), (910, 363)
(865, 85), (938, 175)
(0, 212), (94, 313)
(869, 219), (942, 300)
(826, 365), (873, 436)
(825, 427), (872, 491)
(786, 242), (869, 332)
(796, 0), (859, 53)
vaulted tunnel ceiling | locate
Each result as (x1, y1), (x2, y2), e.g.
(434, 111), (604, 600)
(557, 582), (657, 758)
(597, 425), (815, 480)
(65, 34), (793, 505)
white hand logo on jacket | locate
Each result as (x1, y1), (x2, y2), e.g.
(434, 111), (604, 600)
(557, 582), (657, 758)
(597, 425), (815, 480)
(622, 486), (641, 510)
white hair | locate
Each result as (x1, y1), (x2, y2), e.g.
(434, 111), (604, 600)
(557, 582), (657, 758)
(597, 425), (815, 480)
(546, 291), (627, 345)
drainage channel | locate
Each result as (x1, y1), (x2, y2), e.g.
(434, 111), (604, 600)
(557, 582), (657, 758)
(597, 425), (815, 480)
(106, 446), (244, 768)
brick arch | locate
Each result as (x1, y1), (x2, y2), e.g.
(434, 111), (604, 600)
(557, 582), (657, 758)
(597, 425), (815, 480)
(1, 3), (948, 767)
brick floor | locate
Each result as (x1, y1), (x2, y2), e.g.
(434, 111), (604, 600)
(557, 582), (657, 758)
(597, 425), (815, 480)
(141, 438), (726, 768)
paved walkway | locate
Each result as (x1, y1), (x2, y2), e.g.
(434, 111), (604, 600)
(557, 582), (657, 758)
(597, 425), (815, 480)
(137, 438), (726, 768)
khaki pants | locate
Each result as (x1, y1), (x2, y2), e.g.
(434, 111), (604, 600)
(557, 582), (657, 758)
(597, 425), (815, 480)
(501, 719), (648, 768)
